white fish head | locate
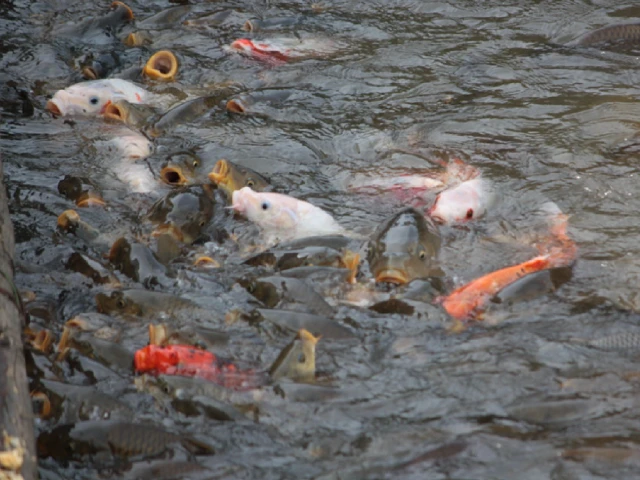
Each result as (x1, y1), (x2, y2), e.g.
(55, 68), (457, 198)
(232, 187), (300, 231)
(429, 178), (489, 225)
(46, 80), (147, 117)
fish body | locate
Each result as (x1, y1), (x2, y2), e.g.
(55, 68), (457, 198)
(575, 333), (640, 351)
(269, 329), (320, 382)
(146, 185), (216, 244)
(95, 289), (203, 319)
(228, 37), (340, 64)
(232, 187), (344, 242)
(208, 159), (270, 199)
(368, 207), (442, 285)
(576, 23), (640, 47)
(134, 345), (263, 390)
(46, 79), (150, 117)
(108, 237), (170, 286)
(240, 275), (334, 316)
(428, 177), (492, 225)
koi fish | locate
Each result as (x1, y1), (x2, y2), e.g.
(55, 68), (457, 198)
(438, 211), (577, 321)
(46, 79), (150, 117)
(428, 177), (493, 225)
(227, 38), (340, 64)
(231, 186), (345, 242)
(134, 344), (264, 390)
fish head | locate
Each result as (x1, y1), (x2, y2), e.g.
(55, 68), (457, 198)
(232, 187), (298, 231)
(238, 276), (280, 307)
(368, 207), (441, 285)
(269, 329), (319, 382)
(209, 160), (269, 198)
(95, 291), (143, 316)
(428, 178), (486, 225)
(47, 84), (114, 116)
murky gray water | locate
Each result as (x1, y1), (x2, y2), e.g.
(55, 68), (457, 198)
(3, 0), (640, 478)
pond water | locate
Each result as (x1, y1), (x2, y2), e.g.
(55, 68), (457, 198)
(2, 0), (640, 478)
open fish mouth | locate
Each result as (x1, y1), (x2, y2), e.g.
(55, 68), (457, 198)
(143, 50), (178, 81)
(45, 100), (62, 117)
(226, 98), (247, 114)
(160, 166), (189, 186)
(111, 1), (134, 21)
(102, 102), (126, 122)
(208, 159), (229, 185)
(375, 268), (409, 285)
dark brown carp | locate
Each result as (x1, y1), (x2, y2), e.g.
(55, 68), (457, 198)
(108, 237), (171, 286)
(146, 185), (216, 244)
(239, 275), (334, 317)
(80, 52), (121, 80)
(145, 89), (234, 137)
(368, 207), (442, 285)
(55, 1), (134, 41)
(38, 420), (214, 461)
(269, 329), (320, 383)
(576, 23), (640, 48)
(64, 251), (119, 285)
(226, 90), (294, 115)
(95, 289), (204, 318)
(159, 151), (202, 186)
(208, 159), (270, 199)
(254, 308), (355, 339)
(58, 175), (105, 208)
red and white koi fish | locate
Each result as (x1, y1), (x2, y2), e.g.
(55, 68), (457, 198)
(226, 38), (341, 64)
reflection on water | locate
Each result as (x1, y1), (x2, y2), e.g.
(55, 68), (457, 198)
(3, 0), (640, 478)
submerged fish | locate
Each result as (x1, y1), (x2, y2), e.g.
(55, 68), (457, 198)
(368, 207), (442, 285)
(269, 329), (320, 383)
(134, 344), (264, 389)
(571, 332), (640, 351)
(46, 79), (151, 117)
(95, 289), (206, 319)
(576, 23), (640, 48)
(232, 187), (344, 242)
(227, 37), (341, 64)
(208, 159), (270, 199)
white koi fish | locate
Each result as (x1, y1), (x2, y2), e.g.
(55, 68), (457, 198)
(231, 187), (345, 241)
(46, 79), (151, 117)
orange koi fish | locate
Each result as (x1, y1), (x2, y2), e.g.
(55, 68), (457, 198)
(134, 344), (265, 390)
(439, 211), (578, 321)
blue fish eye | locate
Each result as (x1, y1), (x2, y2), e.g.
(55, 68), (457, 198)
(261, 201), (269, 211)
(89, 97), (99, 105)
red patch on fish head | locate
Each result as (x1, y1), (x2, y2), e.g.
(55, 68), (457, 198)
(99, 100), (112, 114)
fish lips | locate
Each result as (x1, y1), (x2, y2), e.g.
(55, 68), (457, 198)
(374, 268), (410, 285)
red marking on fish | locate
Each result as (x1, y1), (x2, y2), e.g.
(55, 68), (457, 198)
(230, 39), (290, 65)
(99, 100), (112, 114)
(134, 344), (264, 390)
(135, 92), (142, 102)
(437, 255), (553, 321)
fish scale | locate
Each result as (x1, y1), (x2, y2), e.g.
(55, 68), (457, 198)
(586, 333), (640, 351)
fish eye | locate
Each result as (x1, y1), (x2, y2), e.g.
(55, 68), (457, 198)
(246, 179), (255, 187)
(297, 353), (306, 363)
(192, 159), (199, 168)
(89, 96), (99, 105)
(261, 201), (269, 211)
(466, 208), (474, 219)
(419, 250), (426, 259)
(117, 299), (126, 309)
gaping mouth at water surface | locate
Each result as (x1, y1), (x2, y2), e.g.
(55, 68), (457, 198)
(103, 102), (127, 123)
(143, 50), (178, 81)
(226, 98), (247, 114)
(160, 166), (189, 186)
(45, 100), (62, 117)
(110, 1), (134, 21)
(207, 159), (229, 185)
(375, 268), (409, 285)
(56, 209), (80, 231)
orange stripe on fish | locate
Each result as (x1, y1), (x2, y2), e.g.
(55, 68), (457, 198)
(230, 39), (290, 64)
(437, 255), (552, 321)
(134, 344), (264, 390)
